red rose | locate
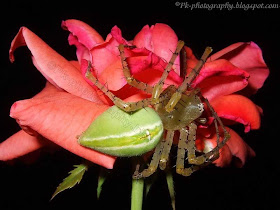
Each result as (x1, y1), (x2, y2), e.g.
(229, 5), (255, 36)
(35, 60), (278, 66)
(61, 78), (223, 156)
(1, 20), (269, 169)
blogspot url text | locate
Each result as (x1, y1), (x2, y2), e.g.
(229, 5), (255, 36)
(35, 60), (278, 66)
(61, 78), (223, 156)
(175, 2), (279, 10)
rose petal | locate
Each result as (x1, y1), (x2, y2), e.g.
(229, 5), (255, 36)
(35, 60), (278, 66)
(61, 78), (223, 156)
(0, 130), (47, 161)
(62, 19), (104, 49)
(69, 60), (80, 71)
(200, 127), (255, 167)
(68, 34), (92, 63)
(225, 128), (255, 167)
(200, 76), (248, 102)
(88, 26), (126, 79)
(0, 82), (63, 161)
(193, 59), (250, 87)
(214, 144), (232, 167)
(133, 24), (180, 74)
(9, 91), (115, 169)
(209, 42), (269, 95)
(195, 132), (233, 167)
(9, 27), (102, 103)
(81, 52), (183, 94)
(211, 95), (261, 132)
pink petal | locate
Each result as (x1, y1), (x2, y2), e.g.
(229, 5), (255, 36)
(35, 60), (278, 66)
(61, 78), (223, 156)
(200, 127), (255, 167)
(189, 59), (250, 101)
(225, 128), (256, 167)
(195, 132), (232, 167)
(0, 82), (62, 161)
(68, 34), (92, 63)
(0, 130), (47, 161)
(69, 60), (80, 71)
(211, 95), (261, 132)
(81, 52), (183, 94)
(193, 59), (250, 86)
(9, 91), (115, 169)
(214, 144), (232, 167)
(133, 24), (180, 74)
(209, 42), (269, 95)
(62, 19), (104, 50)
(200, 76), (248, 102)
(9, 27), (102, 103)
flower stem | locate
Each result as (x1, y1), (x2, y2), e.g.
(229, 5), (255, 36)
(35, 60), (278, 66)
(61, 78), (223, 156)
(131, 177), (144, 210)
(131, 159), (144, 210)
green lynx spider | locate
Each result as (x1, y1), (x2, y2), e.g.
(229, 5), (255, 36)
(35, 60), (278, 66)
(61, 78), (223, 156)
(85, 41), (230, 179)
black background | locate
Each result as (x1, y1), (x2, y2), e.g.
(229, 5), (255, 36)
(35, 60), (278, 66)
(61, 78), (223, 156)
(1, 1), (279, 209)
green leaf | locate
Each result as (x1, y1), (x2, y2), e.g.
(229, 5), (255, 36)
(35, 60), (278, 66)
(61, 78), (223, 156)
(97, 168), (108, 199)
(51, 163), (88, 200)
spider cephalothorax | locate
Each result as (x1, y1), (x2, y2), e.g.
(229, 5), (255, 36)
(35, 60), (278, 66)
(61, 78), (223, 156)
(78, 41), (230, 179)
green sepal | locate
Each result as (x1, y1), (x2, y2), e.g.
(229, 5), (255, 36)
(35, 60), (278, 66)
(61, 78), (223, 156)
(78, 106), (164, 157)
(51, 163), (88, 200)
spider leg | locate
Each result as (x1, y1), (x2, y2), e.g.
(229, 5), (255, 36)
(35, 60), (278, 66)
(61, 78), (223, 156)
(182, 92), (231, 165)
(176, 127), (210, 176)
(176, 127), (193, 176)
(186, 123), (206, 165)
(180, 47), (187, 79)
(151, 41), (185, 104)
(133, 138), (165, 179)
(119, 44), (153, 94)
(165, 46), (213, 112)
(85, 61), (152, 112)
(200, 96), (231, 161)
(159, 130), (175, 170)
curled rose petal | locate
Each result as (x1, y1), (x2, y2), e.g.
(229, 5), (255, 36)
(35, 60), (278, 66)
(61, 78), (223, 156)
(0, 82), (62, 160)
(9, 27), (102, 103)
(133, 23), (180, 74)
(86, 26), (128, 90)
(0, 130), (47, 161)
(198, 127), (255, 167)
(62, 19), (104, 63)
(200, 76), (248, 102)
(9, 91), (115, 169)
(191, 59), (250, 101)
(62, 19), (104, 50)
(81, 52), (183, 97)
(68, 34), (92, 63)
(211, 95), (261, 132)
(209, 42), (269, 95)
(193, 59), (250, 86)
(225, 128), (256, 167)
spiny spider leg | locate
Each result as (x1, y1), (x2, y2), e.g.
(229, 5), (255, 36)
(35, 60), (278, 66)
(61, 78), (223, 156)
(180, 47), (187, 79)
(183, 92), (231, 166)
(159, 130), (174, 170)
(165, 46), (213, 112)
(176, 127), (193, 176)
(186, 123), (205, 165)
(200, 96), (231, 161)
(151, 40), (185, 104)
(176, 126), (215, 176)
(118, 44), (153, 94)
(133, 139), (165, 179)
(85, 61), (152, 112)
